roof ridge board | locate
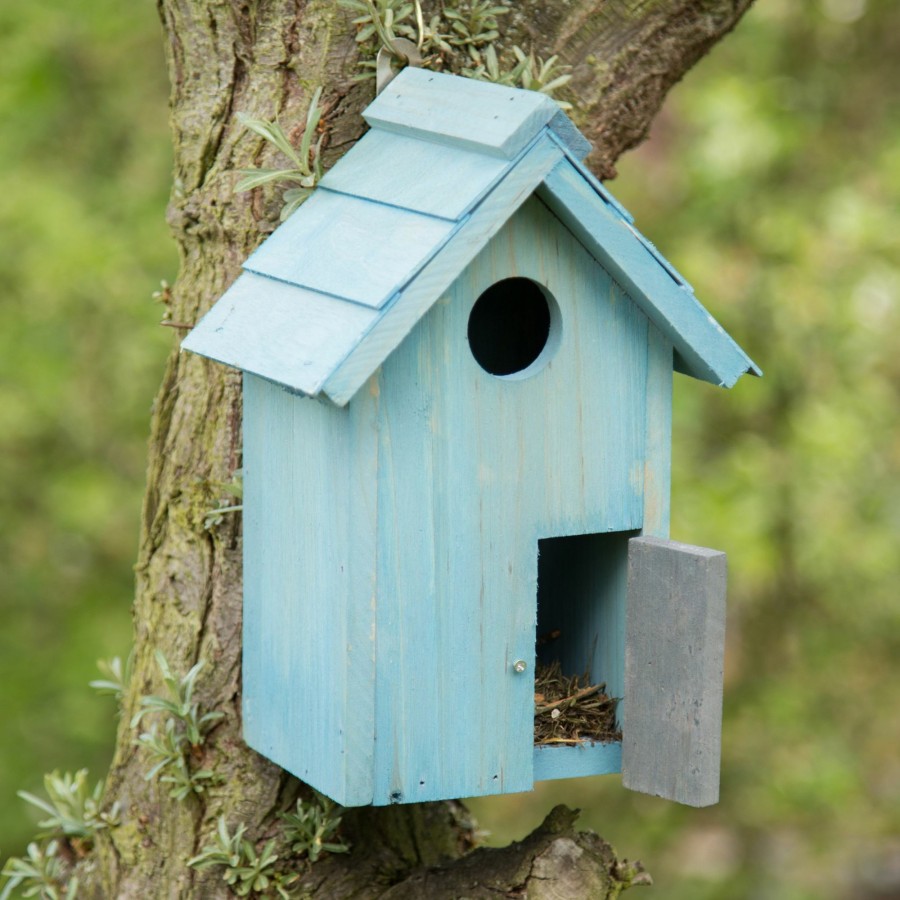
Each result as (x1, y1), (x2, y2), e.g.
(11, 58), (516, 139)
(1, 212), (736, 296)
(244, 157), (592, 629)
(363, 67), (560, 160)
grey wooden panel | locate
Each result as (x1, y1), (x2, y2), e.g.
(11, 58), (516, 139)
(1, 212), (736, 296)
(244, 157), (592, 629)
(622, 536), (726, 807)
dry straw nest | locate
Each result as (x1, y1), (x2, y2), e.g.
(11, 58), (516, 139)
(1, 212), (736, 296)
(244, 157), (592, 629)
(534, 660), (621, 745)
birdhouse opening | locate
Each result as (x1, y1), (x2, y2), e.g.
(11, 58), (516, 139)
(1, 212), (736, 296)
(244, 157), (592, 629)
(467, 277), (560, 378)
(534, 531), (637, 751)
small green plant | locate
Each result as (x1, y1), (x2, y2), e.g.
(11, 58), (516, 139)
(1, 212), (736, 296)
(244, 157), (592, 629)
(89, 653), (132, 703)
(188, 817), (299, 899)
(132, 652), (224, 800)
(339, 0), (416, 45)
(132, 651), (224, 745)
(236, 88), (325, 220)
(279, 797), (350, 864)
(135, 720), (221, 801)
(509, 47), (573, 106)
(204, 470), (244, 530)
(17, 770), (119, 844)
(444, 1), (509, 60)
(467, 44), (572, 107)
(0, 841), (78, 900)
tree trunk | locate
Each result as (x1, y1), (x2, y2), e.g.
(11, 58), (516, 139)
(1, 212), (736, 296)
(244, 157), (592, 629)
(78, 1), (753, 896)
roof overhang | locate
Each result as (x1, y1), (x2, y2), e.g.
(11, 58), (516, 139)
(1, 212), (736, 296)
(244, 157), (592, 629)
(183, 68), (759, 405)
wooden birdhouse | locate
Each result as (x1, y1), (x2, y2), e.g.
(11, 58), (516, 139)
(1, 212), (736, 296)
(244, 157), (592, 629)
(183, 69), (759, 809)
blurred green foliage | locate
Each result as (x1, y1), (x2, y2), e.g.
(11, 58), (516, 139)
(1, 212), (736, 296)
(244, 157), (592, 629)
(470, 2), (900, 898)
(2, 0), (898, 897)
(0, 0), (174, 859)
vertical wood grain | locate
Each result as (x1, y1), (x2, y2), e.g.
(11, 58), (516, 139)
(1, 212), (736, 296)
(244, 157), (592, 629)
(367, 195), (649, 803)
(622, 536), (726, 807)
(242, 375), (377, 806)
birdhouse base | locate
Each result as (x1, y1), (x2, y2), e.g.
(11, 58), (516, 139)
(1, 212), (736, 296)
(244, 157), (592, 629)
(534, 741), (622, 782)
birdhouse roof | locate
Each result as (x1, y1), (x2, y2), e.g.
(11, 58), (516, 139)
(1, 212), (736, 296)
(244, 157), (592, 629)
(183, 68), (760, 406)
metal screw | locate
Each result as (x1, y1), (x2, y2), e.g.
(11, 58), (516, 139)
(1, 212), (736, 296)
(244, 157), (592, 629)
(513, 660), (527, 674)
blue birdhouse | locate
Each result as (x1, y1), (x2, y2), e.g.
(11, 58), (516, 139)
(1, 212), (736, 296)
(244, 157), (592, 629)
(183, 69), (759, 809)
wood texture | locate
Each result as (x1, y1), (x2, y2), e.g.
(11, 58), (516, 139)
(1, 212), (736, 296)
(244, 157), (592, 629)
(533, 742), (622, 783)
(642, 323), (673, 538)
(536, 531), (634, 723)
(364, 195), (648, 803)
(243, 195), (653, 806)
(321, 134), (566, 405)
(186, 74), (756, 407)
(622, 536), (727, 807)
(243, 374), (378, 806)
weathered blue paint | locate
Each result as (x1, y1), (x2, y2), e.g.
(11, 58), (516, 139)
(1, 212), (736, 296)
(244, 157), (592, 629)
(319, 127), (509, 220)
(321, 134), (565, 406)
(244, 189), (456, 308)
(533, 743), (622, 783)
(182, 71), (757, 809)
(367, 197), (647, 803)
(242, 374), (378, 805)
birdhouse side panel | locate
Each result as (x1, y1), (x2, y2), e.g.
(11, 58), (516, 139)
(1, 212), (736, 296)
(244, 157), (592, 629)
(242, 375), (377, 806)
(367, 195), (651, 804)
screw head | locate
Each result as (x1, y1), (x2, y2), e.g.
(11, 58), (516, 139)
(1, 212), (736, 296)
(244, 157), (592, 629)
(513, 659), (527, 674)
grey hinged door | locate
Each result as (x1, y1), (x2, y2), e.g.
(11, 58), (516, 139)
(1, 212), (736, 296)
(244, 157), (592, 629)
(622, 536), (727, 807)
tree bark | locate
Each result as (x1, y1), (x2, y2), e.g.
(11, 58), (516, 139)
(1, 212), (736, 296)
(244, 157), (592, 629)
(79, 1), (753, 896)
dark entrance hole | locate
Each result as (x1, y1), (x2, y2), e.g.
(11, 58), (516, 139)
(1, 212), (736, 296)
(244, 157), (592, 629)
(467, 277), (554, 376)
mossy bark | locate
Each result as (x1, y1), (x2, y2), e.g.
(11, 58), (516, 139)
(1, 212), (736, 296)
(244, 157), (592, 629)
(79, 1), (753, 896)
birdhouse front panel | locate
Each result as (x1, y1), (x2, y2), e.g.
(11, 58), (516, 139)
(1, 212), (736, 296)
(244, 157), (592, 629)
(182, 67), (760, 810)
(367, 195), (659, 805)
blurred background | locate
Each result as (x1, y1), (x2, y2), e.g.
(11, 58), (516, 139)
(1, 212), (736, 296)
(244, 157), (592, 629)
(1, 1), (898, 897)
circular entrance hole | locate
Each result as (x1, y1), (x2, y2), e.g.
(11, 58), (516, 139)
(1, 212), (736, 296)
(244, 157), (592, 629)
(467, 277), (558, 377)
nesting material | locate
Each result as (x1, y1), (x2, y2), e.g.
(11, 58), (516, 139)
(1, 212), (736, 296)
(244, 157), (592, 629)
(534, 660), (621, 745)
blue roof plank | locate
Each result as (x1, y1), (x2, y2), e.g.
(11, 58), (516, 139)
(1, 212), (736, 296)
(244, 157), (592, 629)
(181, 272), (377, 395)
(538, 160), (761, 388)
(244, 188), (455, 309)
(319, 128), (510, 221)
(364, 68), (559, 159)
